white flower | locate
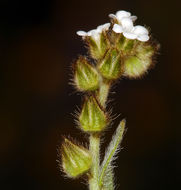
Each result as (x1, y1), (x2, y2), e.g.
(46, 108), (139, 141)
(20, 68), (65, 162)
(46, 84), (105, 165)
(109, 10), (137, 24)
(110, 10), (149, 42)
(76, 23), (110, 44)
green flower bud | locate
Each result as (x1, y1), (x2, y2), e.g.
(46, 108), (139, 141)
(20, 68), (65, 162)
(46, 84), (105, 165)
(79, 96), (108, 132)
(123, 56), (145, 78)
(61, 138), (92, 178)
(136, 42), (155, 60)
(98, 48), (123, 80)
(74, 56), (99, 91)
(123, 42), (159, 78)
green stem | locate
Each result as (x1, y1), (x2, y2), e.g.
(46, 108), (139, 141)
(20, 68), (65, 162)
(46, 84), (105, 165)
(89, 75), (111, 190)
(89, 134), (100, 190)
(97, 77), (110, 107)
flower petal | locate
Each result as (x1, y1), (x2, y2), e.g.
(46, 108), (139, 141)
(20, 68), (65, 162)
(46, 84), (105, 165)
(112, 24), (123, 33)
(137, 34), (149, 42)
(121, 17), (134, 31)
(88, 29), (100, 42)
(130, 16), (137, 22)
(97, 23), (110, 33)
(123, 32), (137, 39)
(116, 10), (131, 21)
(87, 29), (97, 36)
(76, 31), (87, 36)
(109, 14), (117, 20)
(134, 25), (149, 35)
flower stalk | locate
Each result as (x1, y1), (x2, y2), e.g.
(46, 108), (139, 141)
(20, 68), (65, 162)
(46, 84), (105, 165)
(96, 76), (110, 107)
(89, 134), (100, 190)
(59, 10), (159, 190)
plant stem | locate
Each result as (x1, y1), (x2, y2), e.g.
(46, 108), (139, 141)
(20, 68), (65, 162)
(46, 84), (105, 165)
(89, 76), (111, 190)
(97, 77), (110, 107)
(89, 134), (100, 190)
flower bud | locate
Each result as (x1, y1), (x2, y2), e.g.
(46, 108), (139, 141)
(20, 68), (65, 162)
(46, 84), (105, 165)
(136, 42), (156, 60)
(79, 96), (108, 132)
(98, 48), (123, 80)
(74, 56), (99, 91)
(61, 138), (92, 178)
(123, 56), (144, 78)
(123, 43), (155, 78)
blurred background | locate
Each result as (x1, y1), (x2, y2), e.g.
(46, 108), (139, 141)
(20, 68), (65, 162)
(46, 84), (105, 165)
(0, 0), (180, 189)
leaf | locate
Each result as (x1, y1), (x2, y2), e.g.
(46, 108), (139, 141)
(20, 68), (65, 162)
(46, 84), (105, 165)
(99, 119), (126, 189)
(101, 166), (114, 190)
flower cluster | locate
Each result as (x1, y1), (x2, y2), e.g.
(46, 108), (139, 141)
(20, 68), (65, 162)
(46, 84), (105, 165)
(112, 11), (149, 42)
(76, 10), (158, 79)
(77, 10), (149, 42)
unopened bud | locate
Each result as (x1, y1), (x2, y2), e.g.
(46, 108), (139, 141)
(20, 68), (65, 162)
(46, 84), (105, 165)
(123, 42), (158, 78)
(74, 56), (99, 91)
(61, 138), (92, 178)
(123, 56), (143, 78)
(79, 96), (108, 132)
(98, 48), (123, 80)
(136, 42), (155, 60)
(124, 42), (159, 78)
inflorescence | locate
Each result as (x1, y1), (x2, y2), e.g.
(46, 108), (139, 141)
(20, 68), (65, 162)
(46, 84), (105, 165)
(58, 10), (159, 190)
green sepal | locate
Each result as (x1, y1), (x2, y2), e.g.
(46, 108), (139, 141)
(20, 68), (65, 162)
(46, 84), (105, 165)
(74, 56), (99, 91)
(86, 32), (109, 60)
(61, 138), (92, 178)
(79, 96), (108, 132)
(109, 32), (135, 53)
(98, 48), (123, 80)
(122, 38), (135, 52)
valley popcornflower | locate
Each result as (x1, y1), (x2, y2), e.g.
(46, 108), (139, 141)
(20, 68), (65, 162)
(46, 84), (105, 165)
(58, 10), (159, 190)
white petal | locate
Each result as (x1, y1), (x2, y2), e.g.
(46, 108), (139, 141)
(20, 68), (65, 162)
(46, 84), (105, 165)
(123, 32), (137, 39)
(134, 25), (149, 35)
(109, 14), (117, 19)
(112, 24), (123, 33)
(137, 34), (149, 42)
(88, 29), (100, 42)
(116, 10), (131, 21)
(121, 17), (134, 31)
(102, 23), (110, 29)
(76, 31), (87, 36)
(130, 15), (137, 21)
(97, 25), (104, 33)
(87, 29), (96, 36)
(97, 23), (110, 33)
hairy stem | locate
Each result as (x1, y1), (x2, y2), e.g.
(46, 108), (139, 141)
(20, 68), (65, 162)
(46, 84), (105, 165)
(89, 76), (111, 190)
(97, 77), (110, 107)
(89, 134), (100, 190)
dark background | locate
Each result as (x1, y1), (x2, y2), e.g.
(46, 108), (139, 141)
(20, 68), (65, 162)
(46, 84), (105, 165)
(0, 0), (180, 189)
